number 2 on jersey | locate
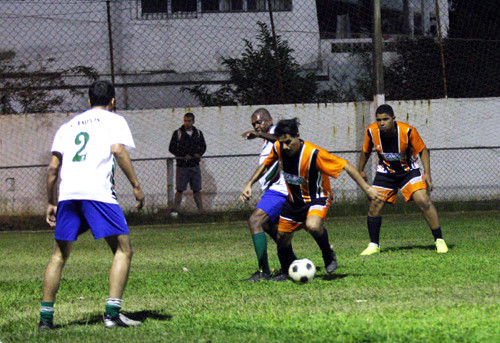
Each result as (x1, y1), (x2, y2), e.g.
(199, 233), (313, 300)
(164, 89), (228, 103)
(73, 132), (89, 162)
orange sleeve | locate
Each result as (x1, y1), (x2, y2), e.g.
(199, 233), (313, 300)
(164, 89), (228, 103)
(316, 149), (347, 179)
(362, 127), (374, 153)
(263, 141), (279, 167)
(409, 127), (426, 156)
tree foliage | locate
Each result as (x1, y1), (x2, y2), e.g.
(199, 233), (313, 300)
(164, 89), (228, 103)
(184, 22), (318, 106)
(1, 54), (98, 115)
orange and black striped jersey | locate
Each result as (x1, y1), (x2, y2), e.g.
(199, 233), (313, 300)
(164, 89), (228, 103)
(362, 121), (426, 174)
(263, 140), (347, 205)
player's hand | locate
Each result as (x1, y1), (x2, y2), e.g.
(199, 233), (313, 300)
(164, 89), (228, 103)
(184, 154), (192, 161)
(134, 186), (145, 210)
(366, 187), (383, 202)
(423, 174), (433, 192)
(240, 184), (252, 202)
(359, 170), (368, 182)
(46, 204), (57, 227)
(242, 130), (258, 140)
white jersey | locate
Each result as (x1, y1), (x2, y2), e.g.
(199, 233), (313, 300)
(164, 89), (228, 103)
(258, 126), (288, 195)
(51, 108), (135, 204)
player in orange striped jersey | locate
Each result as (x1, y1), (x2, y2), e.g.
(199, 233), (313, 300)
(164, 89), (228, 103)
(358, 104), (448, 255)
(241, 118), (381, 280)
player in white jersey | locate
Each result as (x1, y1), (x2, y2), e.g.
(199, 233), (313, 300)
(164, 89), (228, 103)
(241, 108), (288, 281)
(39, 80), (145, 330)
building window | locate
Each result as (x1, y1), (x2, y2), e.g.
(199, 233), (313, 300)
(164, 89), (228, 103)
(317, 0), (427, 40)
(141, 0), (168, 14)
(248, 0), (292, 11)
(138, 0), (291, 18)
(139, 0), (198, 19)
(172, 0), (197, 13)
(201, 0), (291, 13)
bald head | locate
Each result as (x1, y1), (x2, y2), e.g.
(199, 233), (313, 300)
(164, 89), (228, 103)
(251, 108), (273, 133)
(251, 108), (272, 121)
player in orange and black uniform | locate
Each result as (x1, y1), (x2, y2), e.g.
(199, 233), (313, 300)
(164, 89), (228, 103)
(358, 104), (448, 255)
(241, 118), (381, 280)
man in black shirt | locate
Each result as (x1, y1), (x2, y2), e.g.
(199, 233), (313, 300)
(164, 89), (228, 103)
(168, 112), (206, 215)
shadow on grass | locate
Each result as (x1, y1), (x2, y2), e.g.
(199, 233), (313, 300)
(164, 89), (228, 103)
(316, 273), (355, 281)
(382, 244), (454, 252)
(52, 310), (172, 329)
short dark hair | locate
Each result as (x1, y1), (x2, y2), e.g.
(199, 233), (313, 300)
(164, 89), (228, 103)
(275, 118), (300, 137)
(184, 112), (195, 120)
(89, 80), (115, 107)
(375, 104), (394, 117)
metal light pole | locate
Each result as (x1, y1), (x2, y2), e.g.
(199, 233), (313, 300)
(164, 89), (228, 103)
(372, 0), (385, 107)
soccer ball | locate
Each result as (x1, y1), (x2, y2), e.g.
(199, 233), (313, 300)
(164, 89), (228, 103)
(288, 259), (316, 284)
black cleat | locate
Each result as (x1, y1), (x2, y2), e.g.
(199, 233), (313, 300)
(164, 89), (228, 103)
(271, 271), (291, 282)
(246, 270), (271, 282)
(38, 321), (54, 331)
(324, 250), (338, 274)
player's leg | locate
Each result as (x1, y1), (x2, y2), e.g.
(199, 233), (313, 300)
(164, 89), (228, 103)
(106, 234), (133, 300)
(40, 200), (82, 330)
(83, 200), (141, 327)
(103, 234), (141, 327)
(247, 208), (273, 280)
(410, 189), (448, 253)
(305, 214), (337, 273)
(274, 229), (297, 281)
(361, 173), (396, 255)
(39, 239), (73, 330)
(361, 199), (386, 255)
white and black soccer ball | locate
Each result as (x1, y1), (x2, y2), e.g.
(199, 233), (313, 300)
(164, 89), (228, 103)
(288, 259), (316, 284)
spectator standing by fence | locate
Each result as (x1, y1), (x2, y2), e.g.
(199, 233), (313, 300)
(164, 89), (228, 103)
(169, 112), (207, 216)
(39, 80), (145, 330)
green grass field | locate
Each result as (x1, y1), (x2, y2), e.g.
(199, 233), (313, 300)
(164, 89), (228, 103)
(0, 211), (498, 342)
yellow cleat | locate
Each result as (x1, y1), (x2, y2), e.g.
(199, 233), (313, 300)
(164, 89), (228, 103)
(360, 242), (380, 256)
(435, 238), (449, 253)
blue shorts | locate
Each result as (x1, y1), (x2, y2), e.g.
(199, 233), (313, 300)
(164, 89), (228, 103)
(256, 189), (287, 225)
(55, 200), (129, 241)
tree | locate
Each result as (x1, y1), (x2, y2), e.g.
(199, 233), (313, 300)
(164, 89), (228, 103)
(184, 22), (318, 106)
(1, 53), (98, 115)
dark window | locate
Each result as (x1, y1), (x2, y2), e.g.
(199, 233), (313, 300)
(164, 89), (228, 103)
(248, 0), (291, 11)
(141, 0), (168, 14)
(172, 0), (197, 13)
(317, 0), (426, 39)
(202, 0), (220, 12)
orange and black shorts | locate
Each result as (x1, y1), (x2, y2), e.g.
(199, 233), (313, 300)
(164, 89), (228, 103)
(372, 169), (427, 204)
(277, 197), (330, 233)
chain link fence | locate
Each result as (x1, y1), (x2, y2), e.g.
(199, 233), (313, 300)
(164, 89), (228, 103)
(1, 147), (499, 217)
(0, 1), (499, 219)
(1, 0), (499, 113)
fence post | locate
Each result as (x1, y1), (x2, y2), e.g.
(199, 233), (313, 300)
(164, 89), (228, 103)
(166, 158), (174, 207)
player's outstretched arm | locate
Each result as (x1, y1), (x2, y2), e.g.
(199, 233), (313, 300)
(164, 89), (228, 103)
(344, 161), (381, 201)
(240, 164), (269, 202)
(242, 130), (277, 142)
(419, 148), (433, 192)
(112, 143), (145, 210)
(357, 150), (372, 181)
(46, 152), (61, 227)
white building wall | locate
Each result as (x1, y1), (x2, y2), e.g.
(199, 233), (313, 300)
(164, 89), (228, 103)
(1, 98), (498, 215)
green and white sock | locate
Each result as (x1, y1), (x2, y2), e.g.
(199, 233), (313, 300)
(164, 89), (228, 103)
(105, 298), (123, 317)
(252, 232), (271, 275)
(40, 301), (55, 323)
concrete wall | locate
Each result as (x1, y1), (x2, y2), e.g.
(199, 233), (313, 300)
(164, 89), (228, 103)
(1, 97), (499, 215)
